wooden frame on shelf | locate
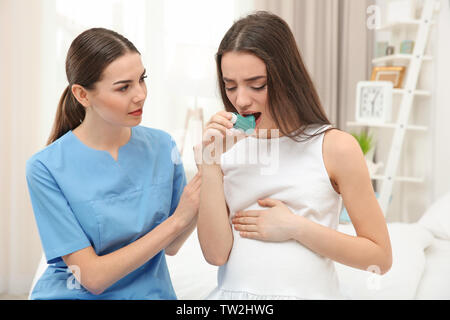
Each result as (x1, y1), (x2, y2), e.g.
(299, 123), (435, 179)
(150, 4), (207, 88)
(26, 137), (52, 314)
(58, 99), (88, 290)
(370, 66), (406, 89)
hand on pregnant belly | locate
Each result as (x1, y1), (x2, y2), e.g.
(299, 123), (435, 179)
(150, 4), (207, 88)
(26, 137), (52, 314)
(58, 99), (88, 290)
(231, 198), (297, 242)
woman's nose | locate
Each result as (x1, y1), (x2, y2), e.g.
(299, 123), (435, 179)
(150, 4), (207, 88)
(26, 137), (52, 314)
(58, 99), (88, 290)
(235, 88), (251, 108)
(133, 83), (147, 103)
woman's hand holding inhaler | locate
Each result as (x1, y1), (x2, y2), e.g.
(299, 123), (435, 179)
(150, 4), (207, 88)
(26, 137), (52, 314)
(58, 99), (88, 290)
(194, 111), (251, 167)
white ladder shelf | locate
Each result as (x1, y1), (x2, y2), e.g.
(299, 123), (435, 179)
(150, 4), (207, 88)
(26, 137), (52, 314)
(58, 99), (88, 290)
(378, 0), (437, 214)
(347, 0), (439, 216)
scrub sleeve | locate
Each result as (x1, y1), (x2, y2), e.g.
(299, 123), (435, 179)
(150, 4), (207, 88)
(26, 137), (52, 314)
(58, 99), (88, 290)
(26, 161), (92, 264)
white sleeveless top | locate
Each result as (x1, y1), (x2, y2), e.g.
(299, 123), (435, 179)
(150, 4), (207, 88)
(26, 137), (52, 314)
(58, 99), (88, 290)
(207, 125), (345, 300)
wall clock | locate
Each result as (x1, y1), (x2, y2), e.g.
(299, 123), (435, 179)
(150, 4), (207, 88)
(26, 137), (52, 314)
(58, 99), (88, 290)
(355, 81), (393, 124)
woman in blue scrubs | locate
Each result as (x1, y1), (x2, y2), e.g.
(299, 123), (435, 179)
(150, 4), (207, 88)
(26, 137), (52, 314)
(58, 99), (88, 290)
(25, 28), (200, 299)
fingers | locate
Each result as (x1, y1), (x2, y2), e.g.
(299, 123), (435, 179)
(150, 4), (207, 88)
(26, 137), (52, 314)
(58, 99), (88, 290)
(238, 231), (260, 239)
(216, 111), (234, 122)
(233, 224), (258, 232)
(204, 124), (227, 141)
(220, 110), (234, 118)
(257, 198), (280, 208)
(231, 216), (258, 225)
(205, 113), (233, 131)
(234, 210), (260, 217)
(192, 174), (201, 189)
(203, 127), (226, 148)
(190, 171), (202, 187)
(185, 171), (201, 194)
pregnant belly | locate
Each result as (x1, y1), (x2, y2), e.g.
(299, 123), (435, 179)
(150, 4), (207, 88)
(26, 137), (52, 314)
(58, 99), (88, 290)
(218, 229), (341, 299)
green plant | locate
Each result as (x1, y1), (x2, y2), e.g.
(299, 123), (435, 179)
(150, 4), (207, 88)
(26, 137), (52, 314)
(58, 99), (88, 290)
(351, 131), (373, 155)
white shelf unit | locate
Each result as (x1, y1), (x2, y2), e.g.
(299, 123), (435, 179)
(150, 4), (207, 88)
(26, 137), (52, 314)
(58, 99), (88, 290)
(347, 122), (428, 131)
(347, 0), (439, 216)
(372, 53), (433, 64)
(375, 19), (435, 32)
(371, 174), (424, 184)
(392, 88), (431, 96)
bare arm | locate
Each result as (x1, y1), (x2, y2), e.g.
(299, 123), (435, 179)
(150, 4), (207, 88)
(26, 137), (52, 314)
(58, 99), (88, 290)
(288, 130), (392, 274)
(197, 164), (233, 266)
(195, 110), (241, 266)
(165, 216), (197, 256)
(317, 129), (392, 273)
(290, 215), (392, 274)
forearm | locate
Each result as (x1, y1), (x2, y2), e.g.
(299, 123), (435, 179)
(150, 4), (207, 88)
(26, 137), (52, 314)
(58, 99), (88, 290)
(72, 214), (185, 295)
(197, 164), (233, 266)
(291, 216), (392, 274)
(165, 216), (197, 256)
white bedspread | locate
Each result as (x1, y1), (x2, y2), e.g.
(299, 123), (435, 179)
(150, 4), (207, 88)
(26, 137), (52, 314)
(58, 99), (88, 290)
(166, 223), (450, 300)
(415, 238), (450, 299)
(335, 223), (434, 299)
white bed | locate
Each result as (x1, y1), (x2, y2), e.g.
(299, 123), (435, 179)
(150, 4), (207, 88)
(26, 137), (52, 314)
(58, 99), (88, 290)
(29, 191), (450, 299)
(166, 190), (450, 300)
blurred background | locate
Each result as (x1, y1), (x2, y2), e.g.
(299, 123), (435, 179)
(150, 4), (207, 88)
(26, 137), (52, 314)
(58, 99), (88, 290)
(0, 0), (448, 299)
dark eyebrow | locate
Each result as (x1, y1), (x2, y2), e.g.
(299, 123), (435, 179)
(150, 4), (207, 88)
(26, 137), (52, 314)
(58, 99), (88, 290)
(113, 69), (146, 85)
(223, 75), (266, 82)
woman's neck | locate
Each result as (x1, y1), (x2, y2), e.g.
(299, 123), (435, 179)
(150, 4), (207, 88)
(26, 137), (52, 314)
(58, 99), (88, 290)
(72, 115), (131, 152)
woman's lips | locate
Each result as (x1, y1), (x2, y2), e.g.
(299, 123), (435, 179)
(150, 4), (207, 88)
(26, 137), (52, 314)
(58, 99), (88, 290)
(255, 114), (262, 127)
(128, 109), (142, 116)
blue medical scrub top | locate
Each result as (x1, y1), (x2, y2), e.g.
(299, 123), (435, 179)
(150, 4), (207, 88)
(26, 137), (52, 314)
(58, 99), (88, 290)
(25, 125), (186, 300)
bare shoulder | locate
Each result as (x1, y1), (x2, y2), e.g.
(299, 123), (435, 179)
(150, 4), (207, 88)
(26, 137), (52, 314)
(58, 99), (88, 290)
(322, 129), (366, 181)
(323, 129), (361, 156)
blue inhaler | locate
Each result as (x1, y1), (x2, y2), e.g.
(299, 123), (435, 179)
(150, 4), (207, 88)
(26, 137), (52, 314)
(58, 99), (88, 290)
(230, 112), (255, 134)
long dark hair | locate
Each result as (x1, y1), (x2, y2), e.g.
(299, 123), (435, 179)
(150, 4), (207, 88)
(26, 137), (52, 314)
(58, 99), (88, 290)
(47, 28), (140, 145)
(216, 11), (331, 141)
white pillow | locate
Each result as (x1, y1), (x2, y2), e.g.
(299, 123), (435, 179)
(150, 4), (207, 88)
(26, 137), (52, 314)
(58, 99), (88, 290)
(418, 191), (450, 240)
(335, 222), (433, 299)
(415, 238), (450, 299)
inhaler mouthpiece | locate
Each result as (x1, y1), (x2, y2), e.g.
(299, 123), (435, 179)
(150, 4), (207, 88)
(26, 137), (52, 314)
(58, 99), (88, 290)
(230, 112), (255, 134)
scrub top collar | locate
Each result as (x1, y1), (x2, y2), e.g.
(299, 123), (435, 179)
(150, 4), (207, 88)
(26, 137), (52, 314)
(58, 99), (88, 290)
(68, 126), (135, 163)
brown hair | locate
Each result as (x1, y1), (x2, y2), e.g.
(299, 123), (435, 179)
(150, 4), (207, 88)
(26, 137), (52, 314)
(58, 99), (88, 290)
(46, 28), (140, 145)
(216, 11), (331, 141)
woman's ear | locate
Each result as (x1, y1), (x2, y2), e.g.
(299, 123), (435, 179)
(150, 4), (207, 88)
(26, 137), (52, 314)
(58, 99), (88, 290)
(71, 84), (90, 108)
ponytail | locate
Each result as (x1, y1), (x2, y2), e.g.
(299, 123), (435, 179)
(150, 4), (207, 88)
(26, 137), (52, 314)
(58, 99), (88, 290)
(46, 85), (85, 145)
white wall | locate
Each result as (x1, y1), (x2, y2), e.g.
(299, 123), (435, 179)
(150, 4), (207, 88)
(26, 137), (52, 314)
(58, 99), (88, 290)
(431, 0), (450, 202)
(432, 0), (450, 200)
(0, 0), (46, 295)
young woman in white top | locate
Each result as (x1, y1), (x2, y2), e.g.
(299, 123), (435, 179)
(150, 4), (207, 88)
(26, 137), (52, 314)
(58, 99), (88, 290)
(195, 11), (392, 299)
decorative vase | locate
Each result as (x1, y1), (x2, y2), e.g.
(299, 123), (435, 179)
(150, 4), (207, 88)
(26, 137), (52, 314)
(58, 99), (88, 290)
(365, 158), (384, 176)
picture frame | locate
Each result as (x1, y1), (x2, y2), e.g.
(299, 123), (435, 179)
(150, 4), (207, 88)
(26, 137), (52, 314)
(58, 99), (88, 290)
(375, 41), (389, 58)
(370, 66), (406, 89)
(400, 40), (415, 54)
